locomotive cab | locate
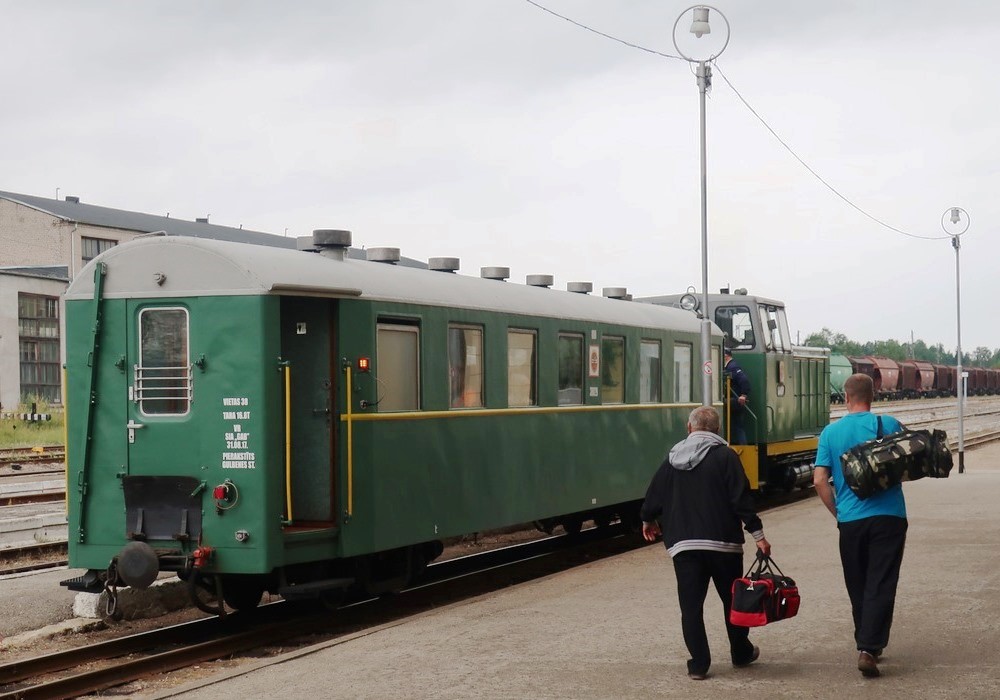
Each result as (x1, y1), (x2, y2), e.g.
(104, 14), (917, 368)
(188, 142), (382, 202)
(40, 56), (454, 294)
(638, 288), (829, 491)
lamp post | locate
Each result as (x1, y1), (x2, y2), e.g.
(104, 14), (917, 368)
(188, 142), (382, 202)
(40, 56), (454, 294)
(673, 6), (730, 406)
(942, 206), (969, 474)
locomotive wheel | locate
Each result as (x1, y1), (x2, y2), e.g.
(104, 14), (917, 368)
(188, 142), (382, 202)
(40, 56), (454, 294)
(562, 516), (583, 536)
(188, 570), (226, 617)
(221, 575), (265, 611)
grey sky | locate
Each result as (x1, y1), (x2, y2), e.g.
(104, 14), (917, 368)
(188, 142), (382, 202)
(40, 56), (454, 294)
(3, 1), (997, 350)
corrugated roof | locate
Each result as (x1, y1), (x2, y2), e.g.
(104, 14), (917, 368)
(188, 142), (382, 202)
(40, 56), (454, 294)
(0, 265), (69, 282)
(0, 190), (296, 249)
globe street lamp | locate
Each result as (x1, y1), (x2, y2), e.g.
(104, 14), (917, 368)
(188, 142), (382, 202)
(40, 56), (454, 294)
(673, 6), (730, 406)
(942, 206), (969, 474)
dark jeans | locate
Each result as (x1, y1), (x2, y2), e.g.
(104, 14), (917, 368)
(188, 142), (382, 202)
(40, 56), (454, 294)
(672, 550), (756, 675)
(838, 515), (908, 653)
(728, 409), (747, 445)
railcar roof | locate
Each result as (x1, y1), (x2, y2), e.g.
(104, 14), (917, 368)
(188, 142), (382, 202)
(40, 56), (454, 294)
(65, 235), (709, 333)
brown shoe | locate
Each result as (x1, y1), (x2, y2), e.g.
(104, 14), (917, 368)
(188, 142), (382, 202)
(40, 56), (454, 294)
(858, 651), (880, 678)
(688, 671), (708, 681)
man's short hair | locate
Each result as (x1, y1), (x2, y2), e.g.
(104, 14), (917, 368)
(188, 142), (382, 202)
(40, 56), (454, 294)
(844, 373), (875, 404)
(689, 406), (721, 434)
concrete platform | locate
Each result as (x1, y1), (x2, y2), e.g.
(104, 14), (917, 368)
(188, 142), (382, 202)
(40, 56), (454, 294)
(152, 446), (1000, 699)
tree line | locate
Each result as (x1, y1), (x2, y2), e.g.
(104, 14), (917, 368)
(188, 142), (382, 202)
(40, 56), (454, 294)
(802, 328), (1000, 368)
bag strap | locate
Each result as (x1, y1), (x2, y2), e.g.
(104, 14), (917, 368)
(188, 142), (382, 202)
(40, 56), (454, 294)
(750, 551), (787, 578)
(876, 415), (883, 439)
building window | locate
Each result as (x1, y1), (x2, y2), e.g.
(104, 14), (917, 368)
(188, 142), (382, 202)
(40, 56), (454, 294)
(377, 322), (420, 411)
(81, 236), (116, 262)
(557, 333), (584, 405)
(448, 325), (484, 408)
(601, 336), (625, 404)
(136, 307), (191, 415)
(640, 340), (661, 403)
(674, 343), (692, 403)
(508, 329), (537, 407)
(17, 293), (61, 403)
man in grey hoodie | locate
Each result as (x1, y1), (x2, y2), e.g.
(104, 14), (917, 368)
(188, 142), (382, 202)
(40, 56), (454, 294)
(641, 406), (771, 680)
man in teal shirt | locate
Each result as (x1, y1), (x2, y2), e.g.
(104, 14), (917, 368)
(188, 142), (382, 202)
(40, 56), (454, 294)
(813, 373), (906, 679)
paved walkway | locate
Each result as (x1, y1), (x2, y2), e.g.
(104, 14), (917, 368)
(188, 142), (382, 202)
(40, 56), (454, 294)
(153, 444), (1000, 699)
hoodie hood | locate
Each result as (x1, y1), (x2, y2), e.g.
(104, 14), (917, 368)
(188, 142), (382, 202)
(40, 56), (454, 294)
(668, 430), (728, 471)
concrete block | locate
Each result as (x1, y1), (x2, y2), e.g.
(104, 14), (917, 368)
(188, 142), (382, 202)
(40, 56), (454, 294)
(73, 577), (189, 620)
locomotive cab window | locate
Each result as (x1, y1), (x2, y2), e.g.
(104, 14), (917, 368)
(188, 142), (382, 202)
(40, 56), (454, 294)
(136, 307), (192, 415)
(715, 305), (755, 350)
(640, 340), (661, 403)
(508, 329), (537, 407)
(557, 333), (584, 405)
(449, 325), (484, 408)
(758, 305), (791, 353)
(377, 322), (421, 411)
(601, 336), (625, 404)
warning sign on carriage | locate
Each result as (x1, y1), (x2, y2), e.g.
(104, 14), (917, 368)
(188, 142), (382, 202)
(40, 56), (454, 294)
(703, 361), (713, 375)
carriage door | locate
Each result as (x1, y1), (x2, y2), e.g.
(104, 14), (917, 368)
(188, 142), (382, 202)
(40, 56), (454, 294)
(280, 297), (336, 525)
(123, 303), (204, 542)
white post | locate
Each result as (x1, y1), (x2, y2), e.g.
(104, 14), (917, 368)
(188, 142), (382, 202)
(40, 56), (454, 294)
(953, 234), (964, 473)
(698, 60), (712, 407)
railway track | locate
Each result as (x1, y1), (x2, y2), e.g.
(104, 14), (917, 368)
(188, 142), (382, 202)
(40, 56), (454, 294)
(0, 541), (67, 574)
(0, 447), (64, 469)
(0, 526), (644, 699)
(0, 492), (815, 698)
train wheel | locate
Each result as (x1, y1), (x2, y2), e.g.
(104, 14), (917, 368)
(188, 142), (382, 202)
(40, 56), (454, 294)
(592, 512), (612, 529)
(562, 516), (583, 536)
(188, 570), (226, 617)
(221, 575), (265, 611)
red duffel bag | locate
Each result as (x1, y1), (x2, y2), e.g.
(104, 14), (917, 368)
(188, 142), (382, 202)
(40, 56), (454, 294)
(729, 553), (800, 627)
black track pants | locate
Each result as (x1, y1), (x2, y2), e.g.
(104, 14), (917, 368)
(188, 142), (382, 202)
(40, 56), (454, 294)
(838, 515), (908, 652)
(672, 550), (756, 675)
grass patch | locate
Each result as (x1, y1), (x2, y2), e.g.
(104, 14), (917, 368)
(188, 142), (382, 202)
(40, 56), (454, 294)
(0, 398), (65, 449)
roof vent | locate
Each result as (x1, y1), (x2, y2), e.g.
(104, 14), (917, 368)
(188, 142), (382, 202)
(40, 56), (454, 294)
(481, 266), (510, 281)
(526, 274), (554, 288)
(297, 236), (319, 252)
(65, 196), (80, 204)
(567, 282), (593, 294)
(312, 229), (352, 260)
(429, 257), (460, 273)
(195, 217), (209, 224)
(603, 287), (628, 300)
(367, 247), (400, 264)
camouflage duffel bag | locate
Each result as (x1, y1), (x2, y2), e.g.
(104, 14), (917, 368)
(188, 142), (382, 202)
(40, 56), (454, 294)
(841, 421), (953, 500)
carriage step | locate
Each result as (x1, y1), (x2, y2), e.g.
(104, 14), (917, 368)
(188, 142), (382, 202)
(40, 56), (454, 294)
(278, 577), (354, 600)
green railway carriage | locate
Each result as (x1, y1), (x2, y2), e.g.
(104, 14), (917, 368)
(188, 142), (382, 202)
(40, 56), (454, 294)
(638, 289), (830, 491)
(62, 233), (724, 610)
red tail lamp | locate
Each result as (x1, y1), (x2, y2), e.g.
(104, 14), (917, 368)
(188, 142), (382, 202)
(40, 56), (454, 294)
(357, 357), (371, 372)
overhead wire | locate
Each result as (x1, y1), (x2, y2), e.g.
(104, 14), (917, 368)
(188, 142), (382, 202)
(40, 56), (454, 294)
(522, 0), (949, 241)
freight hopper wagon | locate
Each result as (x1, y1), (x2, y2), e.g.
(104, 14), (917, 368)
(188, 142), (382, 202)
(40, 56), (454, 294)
(638, 289), (830, 492)
(61, 232), (722, 613)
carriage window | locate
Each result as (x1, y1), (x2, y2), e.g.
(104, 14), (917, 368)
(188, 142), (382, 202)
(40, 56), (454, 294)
(558, 333), (584, 405)
(640, 340), (661, 403)
(508, 329), (537, 407)
(449, 325), (484, 408)
(137, 307), (191, 415)
(715, 305), (755, 350)
(601, 336), (625, 404)
(674, 343), (692, 403)
(377, 323), (420, 411)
